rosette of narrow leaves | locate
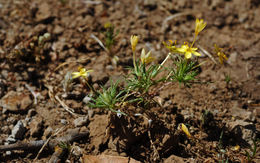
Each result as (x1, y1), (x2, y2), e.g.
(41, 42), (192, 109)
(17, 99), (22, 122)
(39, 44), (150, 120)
(127, 60), (165, 94)
(168, 56), (199, 87)
(89, 81), (127, 115)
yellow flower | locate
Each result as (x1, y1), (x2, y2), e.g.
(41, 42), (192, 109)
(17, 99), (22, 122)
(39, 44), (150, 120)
(195, 18), (206, 36)
(104, 22), (112, 29)
(177, 42), (201, 59)
(163, 40), (178, 53)
(130, 35), (139, 52)
(214, 44), (228, 64)
(140, 48), (155, 64)
(72, 67), (93, 79)
(232, 145), (240, 151)
(181, 123), (191, 138)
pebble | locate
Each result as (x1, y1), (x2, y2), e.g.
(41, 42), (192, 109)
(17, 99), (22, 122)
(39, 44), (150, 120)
(0, 91), (32, 112)
(227, 119), (257, 145)
(164, 154), (185, 163)
(7, 120), (26, 142)
(2, 126), (11, 134)
(227, 52), (238, 65)
(106, 65), (114, 71)
(60, 119), (67, 125)
(88, 109), (94, 118)
(29, 117), (43, 137)
(231, 103), (255, 122)
(43, 126), (53, 139)
(73, 116), (89, 127)
(36, 2), (51, 22)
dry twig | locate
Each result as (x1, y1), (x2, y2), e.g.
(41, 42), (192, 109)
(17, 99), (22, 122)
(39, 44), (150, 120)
(33, 127), (65, 162)
(198, 45), (217, 64)
(0, 128), (89, 152)
(55, 95), (79, 117)
(90, 34), (109, 52)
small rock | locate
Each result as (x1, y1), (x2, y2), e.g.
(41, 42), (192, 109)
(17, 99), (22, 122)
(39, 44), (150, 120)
(29, 117), (43, 137)
(164, 155), (185, 163)
(6, 137), (16, 143)
(36, 2), (52, 22)
(53, 25), (64, 34)
(227, 52), (238, 65)
(7, 116), (18, 125)
(181, 109), (194, 120)
(73, 116), (89, 127)
(88, 109), (94, 118)
(1, 126), (11, 134)
(8, 120), (26, 141)
(239, 12), (248, 23)
(0, 91), (32, 112)
(254, 107), (260, 118)
(43, 126), (53, 139)
(71, 146), (82, 157)
(231, 103), (255, 121)
(106, 65), (114, 71)
(214, 17), (225, 27)
(5, 150), (11, 155)
(227, 119), (257, 145)
(60, 119), (67, 125)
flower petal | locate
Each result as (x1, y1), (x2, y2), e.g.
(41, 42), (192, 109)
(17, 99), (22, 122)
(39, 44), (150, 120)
(185, 52), (192, 59)
(181, 123), (191, 138)
(72, 72), (81, 79)
(193, 51), (201, 56)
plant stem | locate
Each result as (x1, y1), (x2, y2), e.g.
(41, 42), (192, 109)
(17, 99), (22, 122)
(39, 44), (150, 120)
(84, 79), (98, 95)
(191, 34), (197, 48)
(133, 51), (137, 73)
(158, 53), (171, 71)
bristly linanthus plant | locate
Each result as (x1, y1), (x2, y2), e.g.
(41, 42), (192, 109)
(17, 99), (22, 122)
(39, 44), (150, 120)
(126, 36), (167, 106)
(127, 48), (163, 93)
(163, 18), (207, 87)
(167, 55), (200, 87)
(89, 81), (127, 115)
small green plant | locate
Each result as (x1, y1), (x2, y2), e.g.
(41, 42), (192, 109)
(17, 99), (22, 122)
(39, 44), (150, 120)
(217, 131), (229, 163)
(72, 18), (229, 118)
(58, 141), (71, 151)
(163, 19), (207, 87)
(103, 22), (118, 52)
(168, 56), (200, 87)
(126, 52), (163, 94)
(126, 37), (166, 106)
(89, 81), (127, 115)
(245, 139), (259, 162)
(102, 22), (119, 65)
(224, 74), (231, 85)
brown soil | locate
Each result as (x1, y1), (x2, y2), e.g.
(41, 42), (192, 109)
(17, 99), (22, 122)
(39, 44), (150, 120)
(0, 0), (259, 162)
